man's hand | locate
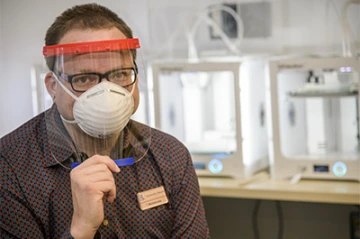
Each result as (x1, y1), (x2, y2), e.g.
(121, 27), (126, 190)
(69, 155), (120, 239)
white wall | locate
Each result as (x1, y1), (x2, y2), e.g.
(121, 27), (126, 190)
(0, 0), (4, 136)
(0, 0), (359, 137)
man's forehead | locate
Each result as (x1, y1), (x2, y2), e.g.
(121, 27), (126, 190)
(58, 28), (127, 45)
(63, 50), (132, 61)
(59, 51), (134, 72)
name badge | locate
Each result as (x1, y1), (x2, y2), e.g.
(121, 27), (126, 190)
(137, 186), (169, 210)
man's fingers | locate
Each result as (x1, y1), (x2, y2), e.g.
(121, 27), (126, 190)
(74, 164), (116, 177)
(104, 186), (117, 203)
(97, 182), (117, 203)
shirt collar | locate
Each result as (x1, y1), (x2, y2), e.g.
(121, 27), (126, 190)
(42, 105), (75, 168)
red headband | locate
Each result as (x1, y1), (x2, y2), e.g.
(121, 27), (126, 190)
(43, 38), (140, 56)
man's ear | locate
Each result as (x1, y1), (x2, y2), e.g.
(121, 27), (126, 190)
(45, 72), (57, 100)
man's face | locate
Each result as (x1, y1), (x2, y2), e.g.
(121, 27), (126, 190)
(45, 27), (140, 121)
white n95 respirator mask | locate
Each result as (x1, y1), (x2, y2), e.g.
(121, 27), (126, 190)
(54, 75), (135, 138)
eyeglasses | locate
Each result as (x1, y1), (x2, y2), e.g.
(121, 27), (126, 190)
(56, 67), (138, 92)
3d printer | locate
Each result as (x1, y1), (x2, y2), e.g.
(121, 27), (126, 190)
(148, 58), (269, 179)
(266, 56), (360, 181)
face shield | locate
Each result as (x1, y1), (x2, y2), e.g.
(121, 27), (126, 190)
(42, 38), (151, 169)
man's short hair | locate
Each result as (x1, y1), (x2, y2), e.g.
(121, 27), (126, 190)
(44, 3), (136, 71)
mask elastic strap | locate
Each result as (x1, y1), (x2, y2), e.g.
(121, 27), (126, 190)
(61, 115), (78, 124)
(129, 79), (137, 95)
(52, 72), (79, 100)
(51, 72), (79, 124)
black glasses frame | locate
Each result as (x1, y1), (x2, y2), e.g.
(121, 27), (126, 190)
(56, 63), (138, 93)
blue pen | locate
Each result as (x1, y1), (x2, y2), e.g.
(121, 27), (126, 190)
(71, 157), (135, 169)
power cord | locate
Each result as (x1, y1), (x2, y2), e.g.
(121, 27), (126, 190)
(251, 200), (284, 239)
(275, 201), (284, 239)
(252, 200), (262, 239)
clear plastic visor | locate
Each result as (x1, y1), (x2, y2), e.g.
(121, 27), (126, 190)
(42, 39), (151, 169)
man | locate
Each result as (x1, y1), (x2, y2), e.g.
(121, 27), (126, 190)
(0, 3), (210, 238)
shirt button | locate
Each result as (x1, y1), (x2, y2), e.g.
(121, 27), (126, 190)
(103, 219), (109, 226)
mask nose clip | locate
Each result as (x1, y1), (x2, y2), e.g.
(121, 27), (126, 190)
(100, 77), (109, 83)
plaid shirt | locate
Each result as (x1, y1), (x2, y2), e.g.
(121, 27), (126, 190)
(0, 105), (210, 238)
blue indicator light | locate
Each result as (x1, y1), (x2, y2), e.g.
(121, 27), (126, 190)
(208, 159), (223, 174)
(332, 161), (347, 177)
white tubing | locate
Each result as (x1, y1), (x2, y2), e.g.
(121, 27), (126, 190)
(341, 0), (360, 56)
(187, 4), (244, 60)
